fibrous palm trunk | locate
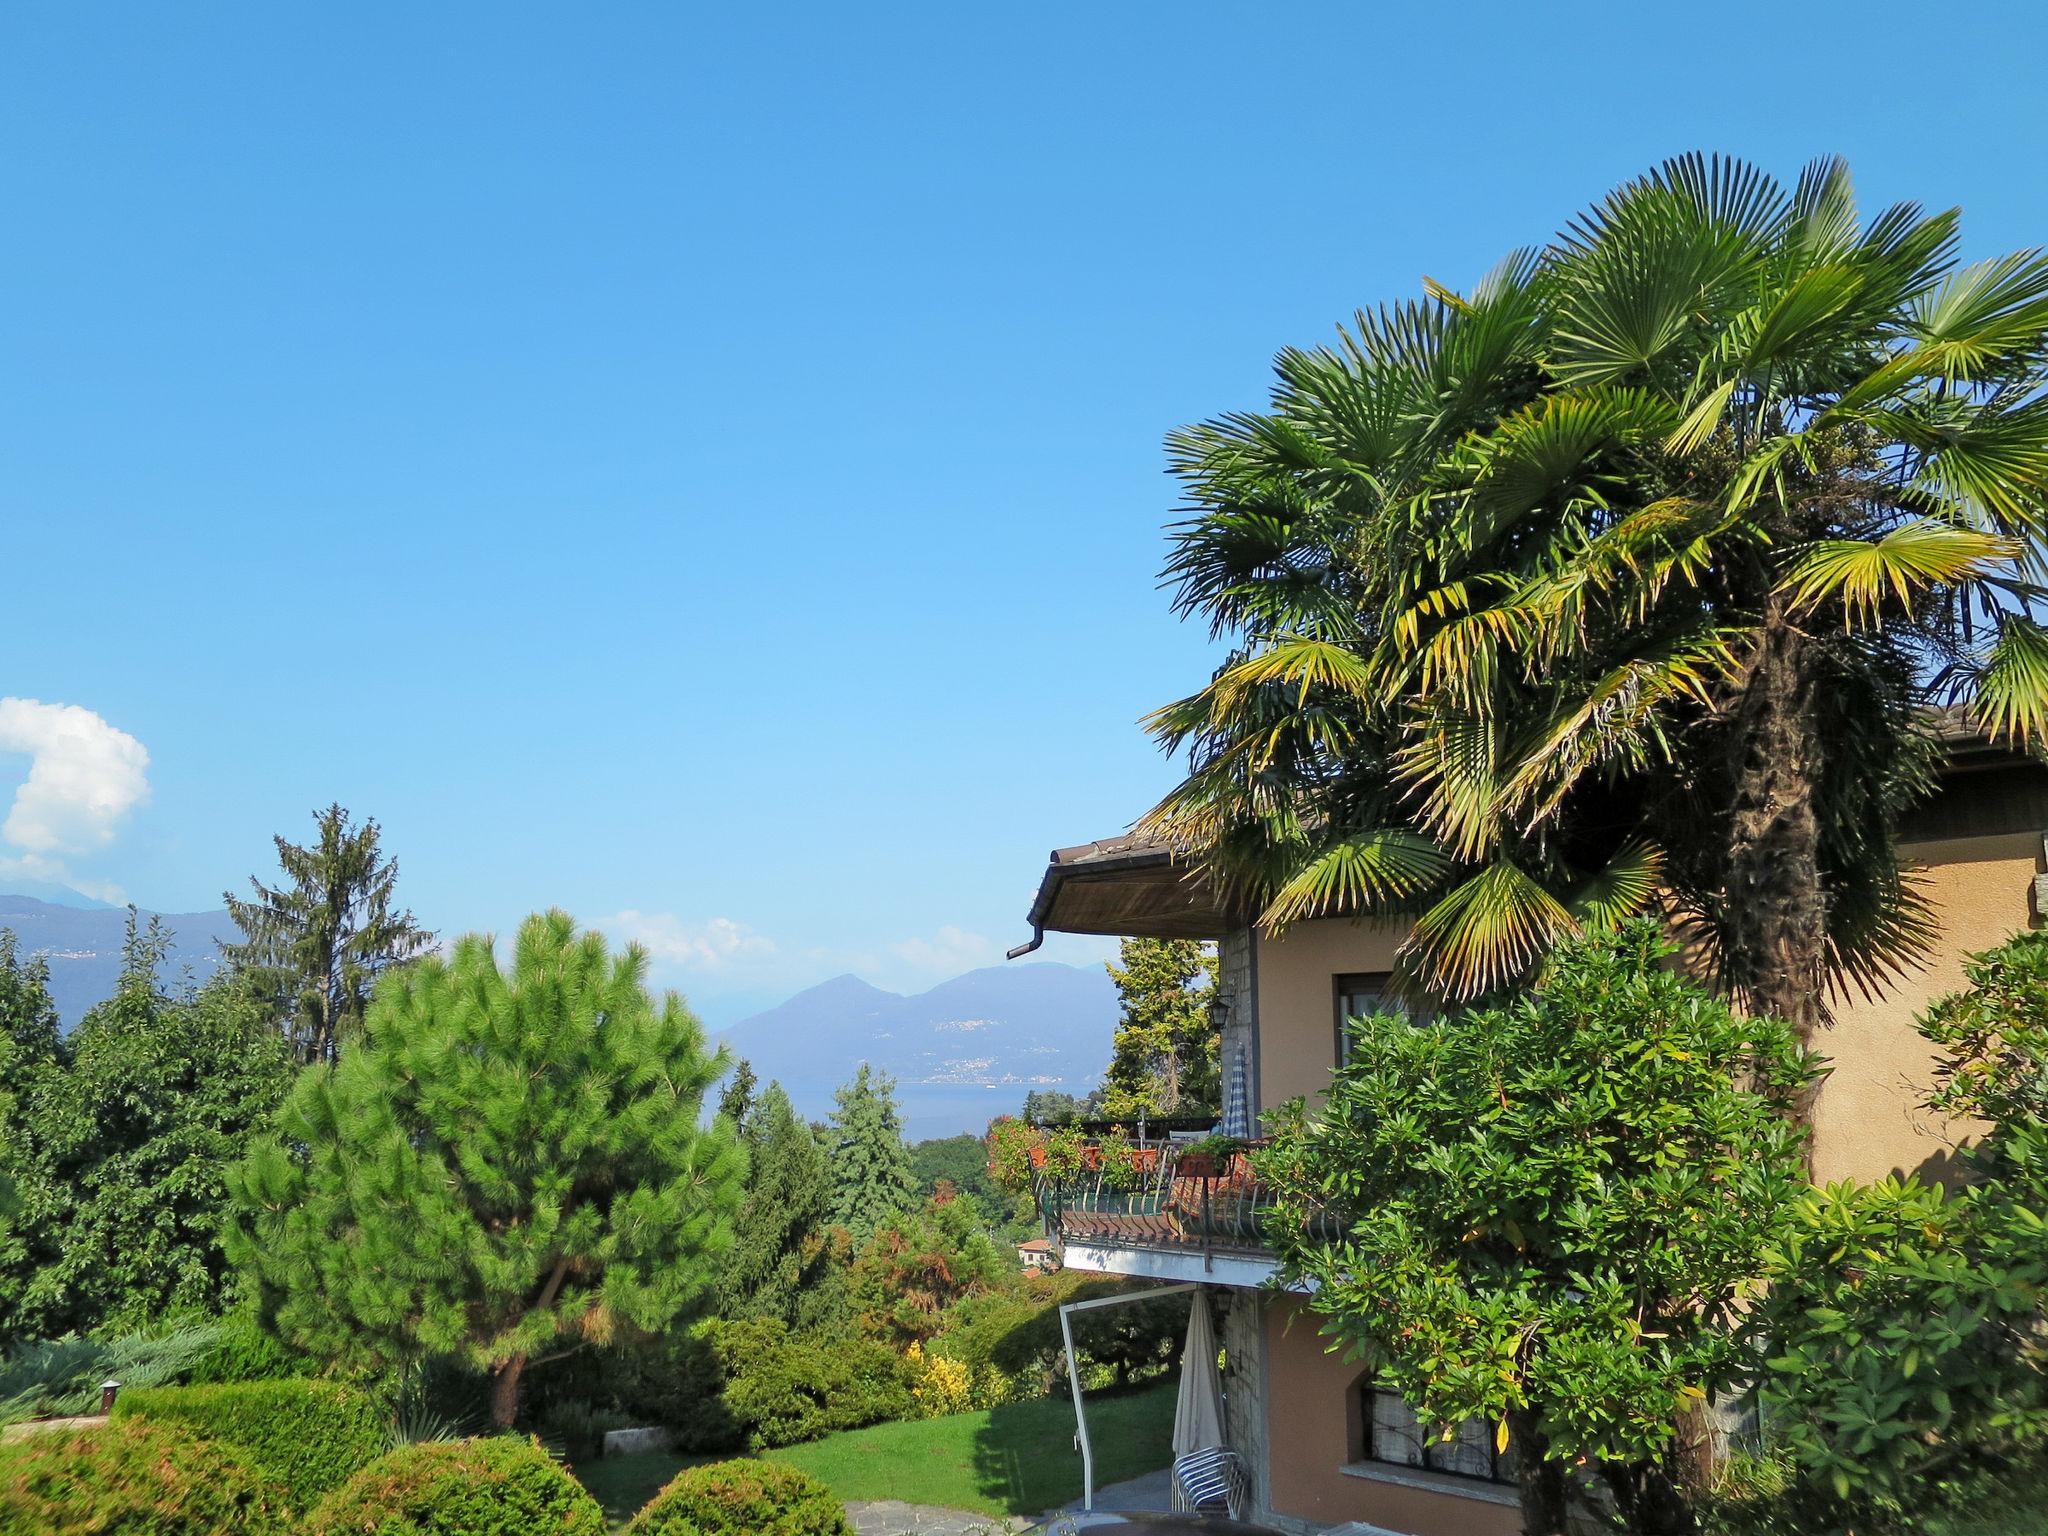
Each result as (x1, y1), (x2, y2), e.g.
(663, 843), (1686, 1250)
(1718, 602), (1830, 1121)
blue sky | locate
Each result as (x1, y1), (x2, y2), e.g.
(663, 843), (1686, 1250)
(4, 2), (2046, 1023)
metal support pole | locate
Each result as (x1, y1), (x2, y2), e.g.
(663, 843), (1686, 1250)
(1058, 1283), (1199, 1511)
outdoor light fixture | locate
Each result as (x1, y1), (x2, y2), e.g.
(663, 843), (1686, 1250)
(1208, 993), (1232, 1031)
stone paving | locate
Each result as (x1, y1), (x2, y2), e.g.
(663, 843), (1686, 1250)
(844, 1466), (1175, 1536)
(844, 1500), (1030, 1535)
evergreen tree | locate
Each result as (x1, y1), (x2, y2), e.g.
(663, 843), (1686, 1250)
(717, 1057), (758, 1130)
(1100, 938), (1219, 1119)
(826, 1064), (918, 1243)
(718, 1081), (841, 1328)
(0, 915), (293, 1337)
(229, 910), (746, 1427)
(220, 802), (434, 1063)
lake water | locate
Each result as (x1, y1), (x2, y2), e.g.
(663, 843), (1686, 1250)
(781, 1079), (1046, 1141)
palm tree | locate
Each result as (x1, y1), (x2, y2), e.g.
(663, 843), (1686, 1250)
(1148, 155), (2048, 1052)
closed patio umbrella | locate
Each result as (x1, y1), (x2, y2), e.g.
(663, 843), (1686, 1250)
(1220, 1043), (1251, 1140)
(1172, 1291), (1226, 1456)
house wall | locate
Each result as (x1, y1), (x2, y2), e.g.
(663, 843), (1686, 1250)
(1245, 831), (2044, 1181)
(1251, 918), (1406, 1112)
(1811, 830), (2042, 1183)
(1261, 1293), (1522, 1536)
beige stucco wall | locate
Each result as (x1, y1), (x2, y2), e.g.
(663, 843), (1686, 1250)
(1262, 1294), (1522, 1536)
(1245, 831), (2043, 1181)
(1252, 918), (1406, 1111)
(1810, 830), (2041, 1183)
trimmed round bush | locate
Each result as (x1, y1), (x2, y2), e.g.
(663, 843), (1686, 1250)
(0, 1418), (288, 1535)
(626, 1459), (850, 1536)
(112, 1378), (384, 1510)
(303, 1436), (605, 1536)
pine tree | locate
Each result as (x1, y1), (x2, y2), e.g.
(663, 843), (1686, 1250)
(220, 802), (434, 1063)
(719, 1081), (841, 1328)
(826, 1064), (918, 1243)
(1100, 938), (1219, 1119)
(228, 910), (747, 1427)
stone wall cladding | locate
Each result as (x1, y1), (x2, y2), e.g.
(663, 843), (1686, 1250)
(1220, 1285), (1269, 1520)
(1218, 925), (1256, 1111)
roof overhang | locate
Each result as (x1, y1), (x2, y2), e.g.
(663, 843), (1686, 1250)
(1019, 833), (1228, 945)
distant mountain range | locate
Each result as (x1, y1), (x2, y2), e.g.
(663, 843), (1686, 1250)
(0, 890), (240, 1024)
(716, 962), (1117, 1133)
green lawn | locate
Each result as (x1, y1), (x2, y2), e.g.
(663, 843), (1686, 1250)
(575, 1382), (1176, 1527)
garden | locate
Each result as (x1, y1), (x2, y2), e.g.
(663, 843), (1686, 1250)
(0, 896), (1189, 1535)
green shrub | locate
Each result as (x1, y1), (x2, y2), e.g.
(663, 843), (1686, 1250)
(113, 1379), (384, 1511)
(0, 1324), (222, 1423)
(1759, 932), (2048, 1529)
(708, 1318), (914, 1448)
(303, 1436), (605, 1536)
(182, 1311), (306, 1386)
(626, 1459), (850, 1536)
(0, 1417), (288, 1535)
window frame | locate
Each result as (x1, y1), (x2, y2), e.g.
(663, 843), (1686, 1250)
(1327, 974), (1409, 1073)
(1358, 1386), (1515, 1487)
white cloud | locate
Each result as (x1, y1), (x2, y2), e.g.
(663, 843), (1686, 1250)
(596, 910), (777, 971)
(888, 924), (1001, 976)
(0, 698), (150, 895)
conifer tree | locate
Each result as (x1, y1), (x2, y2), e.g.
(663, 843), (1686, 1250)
(826, 1064), (918, 1243)
(220, 802), (434, 1063)
(229, 910), (746, 1427)
(719, 1081), (840, 1327)
(1100, 938), (1219, 1119)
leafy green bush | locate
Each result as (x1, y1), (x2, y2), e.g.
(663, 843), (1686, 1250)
(1258, 922), (1814, 1534)
(113, 1379), (383, 1511)
(302, 1436), (605, 1536)
(0, 1417), (288, 1535)
(708, 1318), (914, 1448)
(626, 1459), (851, 1536)
(941, 1270), (1181, 1395)
(0, 1323), (222, 1423)
(1759, 932), (2048, 1530)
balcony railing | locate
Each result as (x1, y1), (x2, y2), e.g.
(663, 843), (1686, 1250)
(1029, 1134), (1295, 1263)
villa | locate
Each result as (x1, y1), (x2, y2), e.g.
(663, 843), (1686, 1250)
(1013, 723), (2048, 1536)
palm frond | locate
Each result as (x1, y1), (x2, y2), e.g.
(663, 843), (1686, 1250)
(1258, 829), (1454, 928)
(1403, 859), (1577, 1000)
(1972, 614), (2048, 748)
(1568, 841), (1666, 931)
(1781, 520), (2017, 627)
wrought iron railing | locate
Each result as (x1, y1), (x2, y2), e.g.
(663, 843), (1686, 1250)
(1030, 1135), (1289, 1260)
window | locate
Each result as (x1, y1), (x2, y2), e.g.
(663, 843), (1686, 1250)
(1333, 973), (1432, 1064)
(1361, 1388), (1514, 1485)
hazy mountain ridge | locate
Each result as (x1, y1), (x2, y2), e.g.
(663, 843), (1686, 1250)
(716, 961), (1116, 1123)
(0, 892), (240, 1024)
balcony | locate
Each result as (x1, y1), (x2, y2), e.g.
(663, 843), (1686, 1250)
(1024, 1129), (1328, 1285)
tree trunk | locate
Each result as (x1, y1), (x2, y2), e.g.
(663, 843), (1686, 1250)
(1720, 606), (1830, 1113)
(1509, 1410), (1570, 1536)
(490, 1354), (527, 1429)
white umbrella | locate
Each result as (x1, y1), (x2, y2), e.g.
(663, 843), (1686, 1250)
(1172, 1290), (1226, 1456)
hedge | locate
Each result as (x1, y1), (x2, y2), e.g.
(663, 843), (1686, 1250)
(303, 1436), (606, 1536)
(626, 1459), (851, 1536)
(0, 1417), (288, 1535)
(707, 1318), (916, 1449)
(112, 1378), (384, 1510)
